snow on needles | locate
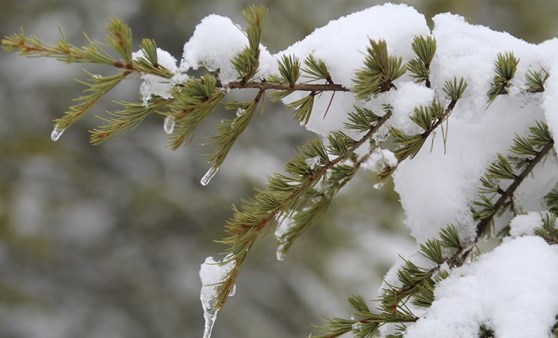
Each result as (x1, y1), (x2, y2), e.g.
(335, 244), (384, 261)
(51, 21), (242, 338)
(405, 236), (558, 338)
(133, 48), (178, 105)
(179, 14), (275, 85)
(277, 4), (430, 136)
(394, 13), (558, 243)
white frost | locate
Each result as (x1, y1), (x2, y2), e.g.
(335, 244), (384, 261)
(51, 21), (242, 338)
(304, 156), (321, 170)
(405, 236), (558, 338)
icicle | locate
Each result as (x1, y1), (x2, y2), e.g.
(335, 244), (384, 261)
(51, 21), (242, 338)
(50, 124), (65, 142)
(199, 255), (236, 338)
(276, 243), (286, 262)
(202, 308), (218, 338)
(163, 116), (175, 134)
(373, 182), (385, 190)
(305, 156), (321, 170)
(200, 166), (219, 186)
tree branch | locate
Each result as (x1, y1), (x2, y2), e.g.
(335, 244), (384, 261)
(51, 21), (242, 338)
(227, 80), (350, 92)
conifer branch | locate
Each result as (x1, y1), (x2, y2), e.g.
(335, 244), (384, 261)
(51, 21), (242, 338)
(90, 97), (170, 144)
(525, 68), (549, 93)
(213, 109), (393, 311)
(57, 71), (131, 131)
(474, 131), (554, 237)
(535, 212), (558, 245)
(231, 5), (267, 83)
(408, 35), (436, 88)
(487, 52), (519, 105)
(353, 39), (406, 99)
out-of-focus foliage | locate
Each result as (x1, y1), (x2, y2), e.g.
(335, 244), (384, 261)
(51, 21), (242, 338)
(0, 1), (556, 337)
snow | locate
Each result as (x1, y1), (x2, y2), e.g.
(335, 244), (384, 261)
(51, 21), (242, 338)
(362, 148), (397, 173)
(132, 48), (178, 105)
(276, 3), (430, 136)
(405, 236), (558, 338)
(392, 13), (558, 243)
(179, 14), (275, 85)
(509, 212), (543, 237)
(542, 55), (558, 153)
(384, 82), (435, 134)
(275, 215), (295, 261)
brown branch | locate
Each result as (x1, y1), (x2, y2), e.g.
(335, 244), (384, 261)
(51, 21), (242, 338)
(227, 80), (350, 92)
(475, 140), (555, 237)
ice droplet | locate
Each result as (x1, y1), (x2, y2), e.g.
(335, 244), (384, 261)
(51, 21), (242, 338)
(229, 284), (236, 297)
(373, 182), (385, 190)
(352, 322), (363, 331)
(305, 156), (321, 170)
(236, 108), (246, 117)
(50, 124), (65, 142)
(276, 243), (286, 261)
(200, 166), (219, 186)
(163, 116), (175, 134)
(219, 85), (230, 95)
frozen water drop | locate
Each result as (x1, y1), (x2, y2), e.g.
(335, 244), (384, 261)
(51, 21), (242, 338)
(92, 74), (102, 79)
(373, 182), (385, 190)
(220, 85), (230, 95)
(229, 284), (236, 297)
(276, 245), (286, 262)
(50, 124), (65, 142)
(236, 108), (246, 117)
(163, 116), (175, 134)
(352, 322), (363, 331)
(200, 166), (219, 186)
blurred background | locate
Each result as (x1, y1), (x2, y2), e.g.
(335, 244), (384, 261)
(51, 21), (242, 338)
(0, 1), (557, 337)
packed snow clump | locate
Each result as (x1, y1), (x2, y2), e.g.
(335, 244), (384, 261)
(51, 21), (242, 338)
(276, 3), (430, 136)
(133, 48), (178, 105)
(509, 212), (544, 238)
(179, 14), (275, 84)
(405, 236), (558, 338)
